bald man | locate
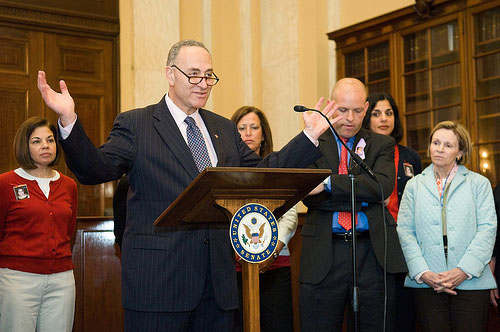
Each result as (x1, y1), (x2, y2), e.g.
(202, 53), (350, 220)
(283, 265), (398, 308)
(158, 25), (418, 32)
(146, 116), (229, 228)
(299, 78), (407, 331)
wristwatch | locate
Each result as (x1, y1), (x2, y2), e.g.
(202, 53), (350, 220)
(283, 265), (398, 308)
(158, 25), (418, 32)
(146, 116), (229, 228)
(272, 252), (279, 259)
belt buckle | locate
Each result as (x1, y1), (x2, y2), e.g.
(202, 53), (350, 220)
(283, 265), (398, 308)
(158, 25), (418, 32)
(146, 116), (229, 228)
(342, 232), (351, 242)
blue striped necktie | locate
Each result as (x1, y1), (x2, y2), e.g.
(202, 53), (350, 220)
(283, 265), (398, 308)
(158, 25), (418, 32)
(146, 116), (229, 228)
(184, 116), (212, 172)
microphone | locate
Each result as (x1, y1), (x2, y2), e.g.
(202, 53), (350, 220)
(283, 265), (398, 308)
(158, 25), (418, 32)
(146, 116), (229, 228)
(294, 105), (378, 183)
(293, 105), (314, 113)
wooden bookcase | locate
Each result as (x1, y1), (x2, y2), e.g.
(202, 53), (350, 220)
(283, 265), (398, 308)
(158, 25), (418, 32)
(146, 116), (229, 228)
(329, 0), (500, 185)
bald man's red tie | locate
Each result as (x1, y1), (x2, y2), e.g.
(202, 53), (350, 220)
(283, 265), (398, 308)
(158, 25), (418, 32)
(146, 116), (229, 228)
(338, 138), (357, 231)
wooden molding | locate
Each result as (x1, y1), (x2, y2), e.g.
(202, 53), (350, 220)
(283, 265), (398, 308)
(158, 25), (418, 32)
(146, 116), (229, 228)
(0, 3), (119, 36)
(327, 0), (474, 47)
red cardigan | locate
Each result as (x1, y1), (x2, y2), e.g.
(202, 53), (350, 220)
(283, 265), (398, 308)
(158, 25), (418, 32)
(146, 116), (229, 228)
(0, 170), (78, 274)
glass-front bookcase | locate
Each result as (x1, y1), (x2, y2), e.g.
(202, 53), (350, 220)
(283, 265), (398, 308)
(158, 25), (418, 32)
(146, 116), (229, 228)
(329, 0), (500, 186)
(471, 5), (500, 184)
(402, 20), (461, 164)
(344, 41), (391, 95)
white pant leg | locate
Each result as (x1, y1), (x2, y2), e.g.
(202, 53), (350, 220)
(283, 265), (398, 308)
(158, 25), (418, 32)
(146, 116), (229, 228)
(0, 268), (42, 332)
(37, 270), (75, 332)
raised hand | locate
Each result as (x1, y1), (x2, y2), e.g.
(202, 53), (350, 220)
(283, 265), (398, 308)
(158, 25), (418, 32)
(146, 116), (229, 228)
(302, 97), (342, 141)
(37, 70), (76, 127)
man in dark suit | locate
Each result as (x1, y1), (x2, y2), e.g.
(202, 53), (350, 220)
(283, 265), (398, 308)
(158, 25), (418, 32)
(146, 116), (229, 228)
(37, 40), (338, 332)
(299, 78), (407, 332)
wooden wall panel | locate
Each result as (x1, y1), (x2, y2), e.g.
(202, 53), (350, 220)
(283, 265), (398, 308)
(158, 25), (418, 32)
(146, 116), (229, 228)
(73, 218), (123, 332)
(43, 33), (117, 216)
(0, 1), (119, 36)
(60, 49), (103, 80)
(0, 37), (26, 73)
(0, 89), (26, 171)
(0, 26), (44, 172)
(1, 0), (118, 19)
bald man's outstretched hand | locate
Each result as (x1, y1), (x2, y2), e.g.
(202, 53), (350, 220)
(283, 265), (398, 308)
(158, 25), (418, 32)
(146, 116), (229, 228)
(302, 97), (342, 141)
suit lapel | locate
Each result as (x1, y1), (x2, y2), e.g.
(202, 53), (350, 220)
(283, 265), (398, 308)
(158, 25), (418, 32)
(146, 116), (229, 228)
(199, 109), (224, 166)
(319, 128), (371, 173)
(319, 129), (340, 171)
(349, 128), (371, 171)
(152, 98), (199, 179)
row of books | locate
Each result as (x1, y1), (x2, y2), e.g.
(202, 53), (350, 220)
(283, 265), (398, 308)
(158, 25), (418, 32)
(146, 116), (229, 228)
(367, 44), (389, 73)
(405, 96), (429, 113)
(478, 9), (500, 43)
(345, 51), (364, 77)
(477, 97), (500, 118)
(430, 23), (458, 56)
(405, 72), (429, 95)
(477, 52), (500, 81)
(432, 64), (460, 90)
(405, 32), (428, 61)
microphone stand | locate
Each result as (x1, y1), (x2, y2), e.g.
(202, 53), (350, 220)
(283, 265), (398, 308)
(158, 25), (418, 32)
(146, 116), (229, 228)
(294, 105), (379, 332)
(349, 170), (360, 332)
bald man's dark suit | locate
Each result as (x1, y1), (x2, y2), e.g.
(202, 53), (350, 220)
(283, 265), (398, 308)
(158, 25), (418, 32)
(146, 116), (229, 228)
(60, 97), (322, 314)
(300, 128), (407, 331)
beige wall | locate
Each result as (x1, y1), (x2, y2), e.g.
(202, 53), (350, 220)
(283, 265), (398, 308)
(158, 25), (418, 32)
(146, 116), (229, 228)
(118, 0), (413, 212)
(119, 0), (412, 148)
(339, 0), (413, 27)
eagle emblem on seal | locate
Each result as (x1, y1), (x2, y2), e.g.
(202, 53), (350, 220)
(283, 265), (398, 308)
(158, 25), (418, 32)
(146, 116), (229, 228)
(230, 203), (279, 263)
(243, 217), (266, 249)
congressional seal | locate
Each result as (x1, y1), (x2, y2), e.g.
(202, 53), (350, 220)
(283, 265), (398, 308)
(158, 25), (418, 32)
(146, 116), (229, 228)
(230, 203), (279, 263)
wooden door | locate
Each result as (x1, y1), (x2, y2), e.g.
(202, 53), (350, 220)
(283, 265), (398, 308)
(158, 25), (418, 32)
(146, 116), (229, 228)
(43, 32), (117, 216)
(0, 26), (44, 171)
(0, 26), (117, 216)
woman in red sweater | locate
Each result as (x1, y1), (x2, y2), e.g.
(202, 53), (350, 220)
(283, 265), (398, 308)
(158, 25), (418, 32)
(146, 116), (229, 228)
(0, 117), (78, 332)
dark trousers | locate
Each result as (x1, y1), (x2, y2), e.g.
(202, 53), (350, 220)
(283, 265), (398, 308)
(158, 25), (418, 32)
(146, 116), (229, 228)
(234, 267), (293, 332)
(395, 272), (416, 332)
(412, 288), (490, 332)
(124, 267), (235, 332)
(300, 236), (396, 332)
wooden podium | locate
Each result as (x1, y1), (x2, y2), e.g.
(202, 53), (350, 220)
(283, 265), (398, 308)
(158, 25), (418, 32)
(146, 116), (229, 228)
(154, 167), (330, 332)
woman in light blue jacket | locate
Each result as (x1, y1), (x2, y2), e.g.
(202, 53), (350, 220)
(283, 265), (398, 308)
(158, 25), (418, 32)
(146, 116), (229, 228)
(397, 121), (497, 332)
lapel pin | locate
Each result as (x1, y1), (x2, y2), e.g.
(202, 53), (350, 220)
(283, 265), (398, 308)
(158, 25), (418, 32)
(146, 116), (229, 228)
(355, 138), (366, 160)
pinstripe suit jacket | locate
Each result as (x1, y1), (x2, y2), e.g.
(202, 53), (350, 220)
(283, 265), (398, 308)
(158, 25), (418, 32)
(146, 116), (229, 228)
(60, 97), (322, 312)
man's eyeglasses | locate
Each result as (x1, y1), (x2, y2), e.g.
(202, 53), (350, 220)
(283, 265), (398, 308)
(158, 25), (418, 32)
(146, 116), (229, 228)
(170, 65), (219, 86)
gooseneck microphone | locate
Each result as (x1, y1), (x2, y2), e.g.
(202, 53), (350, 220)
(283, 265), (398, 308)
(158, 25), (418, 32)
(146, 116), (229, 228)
(293, 105), (379, 183)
